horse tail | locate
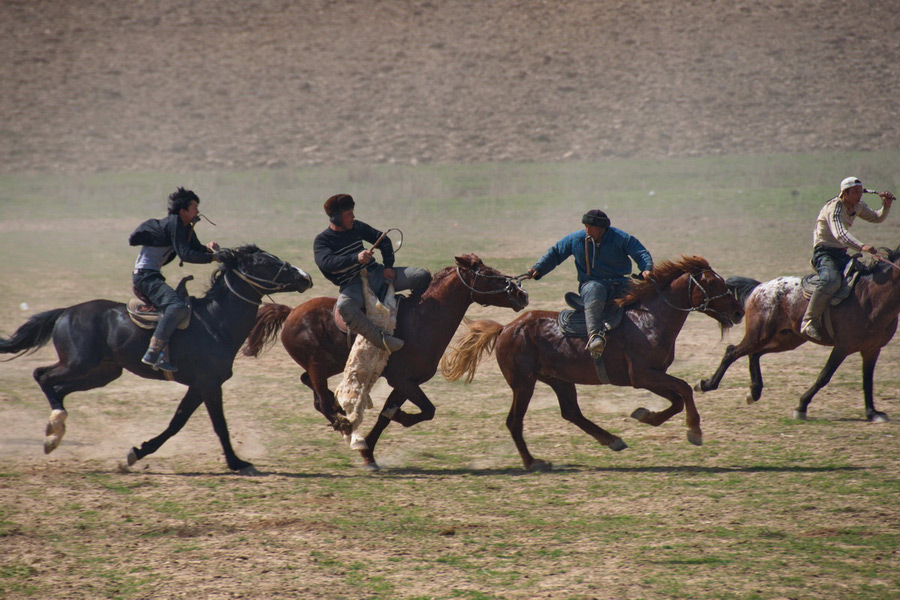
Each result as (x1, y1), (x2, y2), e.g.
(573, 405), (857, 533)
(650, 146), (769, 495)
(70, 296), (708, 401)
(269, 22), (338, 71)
(242, 303), (292, 357)
(0, 308), (66, 360)
(440, 318), (504, 383)
(725, 276), (761, 307)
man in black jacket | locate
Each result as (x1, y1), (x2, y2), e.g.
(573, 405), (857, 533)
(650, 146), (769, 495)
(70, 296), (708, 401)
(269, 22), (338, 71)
(129, 187), (220, 371)
(313, 194), (431, 352)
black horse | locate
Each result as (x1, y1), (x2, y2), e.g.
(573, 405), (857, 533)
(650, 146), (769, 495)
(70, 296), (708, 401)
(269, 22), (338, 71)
(0, 245), (313, 474)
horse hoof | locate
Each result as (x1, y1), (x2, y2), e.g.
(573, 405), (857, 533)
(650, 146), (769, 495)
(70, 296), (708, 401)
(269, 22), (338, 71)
(687, 430), (703, 446)
(527, 459), (552, 472)
(126, 448), (139, 466)
(349, 433), (368, 450)
(43, 409), (68, 454)
(608, 439), (628, 452)
(631, 407), (650, 422)
(693, 380), (706, 393)
(793, 410), (808, 421)
(363, 461), (380, 472)
(238, 464), (260, 476)
(868, 412), (890, 423)
(745, 392), (758, 405)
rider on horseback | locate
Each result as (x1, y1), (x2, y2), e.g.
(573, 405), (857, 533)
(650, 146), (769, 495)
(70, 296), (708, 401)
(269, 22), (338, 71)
(801, 177), (895, 342)
(527, 209), (653, 357)
(129, 187), (220, 372)
(314, 194), (431, 353)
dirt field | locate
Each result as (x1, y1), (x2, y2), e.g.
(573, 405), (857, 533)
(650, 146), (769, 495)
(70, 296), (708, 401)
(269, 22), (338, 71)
(2, 0), (900, 174)
(2, 1), (899, 599)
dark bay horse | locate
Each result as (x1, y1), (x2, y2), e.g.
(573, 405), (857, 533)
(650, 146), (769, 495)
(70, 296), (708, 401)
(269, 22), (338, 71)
(440, 256), (745, 471)
(242, 254), (529, 470)
(0, 245), (313, 474)
(696, 245), (900, 422)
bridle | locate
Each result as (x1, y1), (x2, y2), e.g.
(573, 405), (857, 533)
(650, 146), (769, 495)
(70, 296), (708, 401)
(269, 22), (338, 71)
(653, 269), (731, 314)
(455, 265), (529, 306)
(224, 254), (299, 306)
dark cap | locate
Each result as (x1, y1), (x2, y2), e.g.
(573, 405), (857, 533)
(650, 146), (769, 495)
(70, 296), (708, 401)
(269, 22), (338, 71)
(324, 194), (355, 216)
(582, 209), (610, 229)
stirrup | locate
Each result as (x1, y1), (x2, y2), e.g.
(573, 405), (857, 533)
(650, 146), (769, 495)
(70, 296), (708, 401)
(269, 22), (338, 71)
(586, 332), (606, 358)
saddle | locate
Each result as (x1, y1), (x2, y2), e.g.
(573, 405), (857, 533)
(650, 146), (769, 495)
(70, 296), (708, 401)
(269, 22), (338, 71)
(127, 276), (193, 330)
(800, 257), (862, 305)
(557, 291), (628, 385)
(557, 292), (626, 338)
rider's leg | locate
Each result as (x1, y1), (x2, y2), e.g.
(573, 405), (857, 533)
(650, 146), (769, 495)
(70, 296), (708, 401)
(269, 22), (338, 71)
(801, 248), (843, 342)
(391, 266), (432, 298)
(337, 281), (404, 352)
(134, 271), (188, 371)
(580, 280), (609, 357)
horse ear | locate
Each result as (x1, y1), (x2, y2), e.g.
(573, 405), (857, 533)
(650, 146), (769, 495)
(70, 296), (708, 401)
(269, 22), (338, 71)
(455, 254), (478, 269)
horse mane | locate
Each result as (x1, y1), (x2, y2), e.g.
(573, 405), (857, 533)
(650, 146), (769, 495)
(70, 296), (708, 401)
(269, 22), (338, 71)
(616, 255), (711, 306)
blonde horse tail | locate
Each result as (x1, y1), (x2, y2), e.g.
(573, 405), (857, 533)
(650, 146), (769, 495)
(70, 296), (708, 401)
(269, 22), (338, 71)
(440, 318), (504, 383)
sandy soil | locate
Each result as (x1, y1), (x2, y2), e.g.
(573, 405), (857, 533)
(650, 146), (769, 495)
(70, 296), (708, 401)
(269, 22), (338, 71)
(2, 0), (900, 174)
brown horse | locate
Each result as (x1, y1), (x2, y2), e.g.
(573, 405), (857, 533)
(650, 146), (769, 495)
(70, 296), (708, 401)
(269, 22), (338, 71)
(440, 256), (745, 471)
(695, 245), (900, 422)
(242, 253), (529, 470)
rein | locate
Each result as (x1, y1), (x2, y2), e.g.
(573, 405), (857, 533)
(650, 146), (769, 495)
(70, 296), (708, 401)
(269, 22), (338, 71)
(873, 251), (900, 272)
(455, 265), (528, 304)
(652, 269), (731, 314)
(223, 258), (295, 306)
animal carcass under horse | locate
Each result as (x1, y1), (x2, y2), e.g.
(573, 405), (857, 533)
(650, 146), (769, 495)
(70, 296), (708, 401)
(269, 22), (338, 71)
(0, 245), (313, 473)
(440, 256), (745, 471)
(242, 254), (529, 470)
(696, 245), (900, 422)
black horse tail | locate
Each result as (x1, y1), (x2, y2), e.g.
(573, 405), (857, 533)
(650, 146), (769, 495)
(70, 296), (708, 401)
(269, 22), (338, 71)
(242, 303), (292, 357)
(725, 276), (761, 307)
(0, 308), (66, 360)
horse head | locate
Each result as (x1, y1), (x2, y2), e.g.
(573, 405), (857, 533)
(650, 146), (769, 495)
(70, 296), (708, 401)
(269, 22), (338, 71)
(622, 255), (744, 330)
(214, 245), (313, 298)
(454, 254), (529, 311)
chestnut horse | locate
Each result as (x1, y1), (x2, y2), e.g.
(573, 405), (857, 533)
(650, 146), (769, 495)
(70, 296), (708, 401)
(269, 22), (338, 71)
(695, 245), (900, 422)
(242, 254), (529, 470)
(440, 256), (745, 471)
(0, 246), (313, 473)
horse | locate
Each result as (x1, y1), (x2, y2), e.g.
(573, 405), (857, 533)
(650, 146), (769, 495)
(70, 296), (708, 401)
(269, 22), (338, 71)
(0, 245), (313, 474)
(242, 253), (529, 470)
(439, 256), (745, 471)
(695, 245), (900, 422)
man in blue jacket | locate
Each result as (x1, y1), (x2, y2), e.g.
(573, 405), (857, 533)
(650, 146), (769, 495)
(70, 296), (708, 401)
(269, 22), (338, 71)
(527, 209), (653, 357)
(129, 187), (220, 372)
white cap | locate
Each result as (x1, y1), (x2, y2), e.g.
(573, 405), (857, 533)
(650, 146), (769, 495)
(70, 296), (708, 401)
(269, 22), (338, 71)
(840, 176), (863, 192)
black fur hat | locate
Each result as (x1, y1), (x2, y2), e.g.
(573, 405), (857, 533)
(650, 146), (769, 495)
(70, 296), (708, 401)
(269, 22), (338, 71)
(324, 193), (355, 216)
(582, 209), (610, 229)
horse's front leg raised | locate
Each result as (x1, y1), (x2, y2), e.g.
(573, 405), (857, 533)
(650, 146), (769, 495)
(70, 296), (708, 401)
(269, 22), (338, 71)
(632, 371), (702, 446)
(695, 343), (743, 393)
(795, 348), (848, 420)
(128, 387), (204, 467)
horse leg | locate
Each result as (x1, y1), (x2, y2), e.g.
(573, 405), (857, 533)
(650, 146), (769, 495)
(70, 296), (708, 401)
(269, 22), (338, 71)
(360, 385), (437, 470)
(201, 386), (257, 474)
(860, 348), (888, 423)
(302, 370), (350, 434)
(504, 376), (546, 471)
(547, 379), (627, 454)
(631, 372), (702, 445)
(34, 360), (123, 454)
(695, 343), (744, 393)
(747, 353), (764, 404)
(794, 348), (848, 420)
(127, 387), (204, 467)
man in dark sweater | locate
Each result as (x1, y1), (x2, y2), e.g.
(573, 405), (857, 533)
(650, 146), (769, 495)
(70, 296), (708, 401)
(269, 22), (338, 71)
(313, 194), (431, 352)
(129, 187), (220, 371)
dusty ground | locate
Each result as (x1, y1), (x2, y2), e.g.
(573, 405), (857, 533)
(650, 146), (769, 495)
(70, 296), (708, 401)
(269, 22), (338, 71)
(2, 0), (900, 174)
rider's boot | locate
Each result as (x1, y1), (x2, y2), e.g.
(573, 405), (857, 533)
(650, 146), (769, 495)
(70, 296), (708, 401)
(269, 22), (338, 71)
(141, 336), (178, 372)
(584, 296), (607, 359)
(800, 288), (831, 342)
(344, 305), (404, 353)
